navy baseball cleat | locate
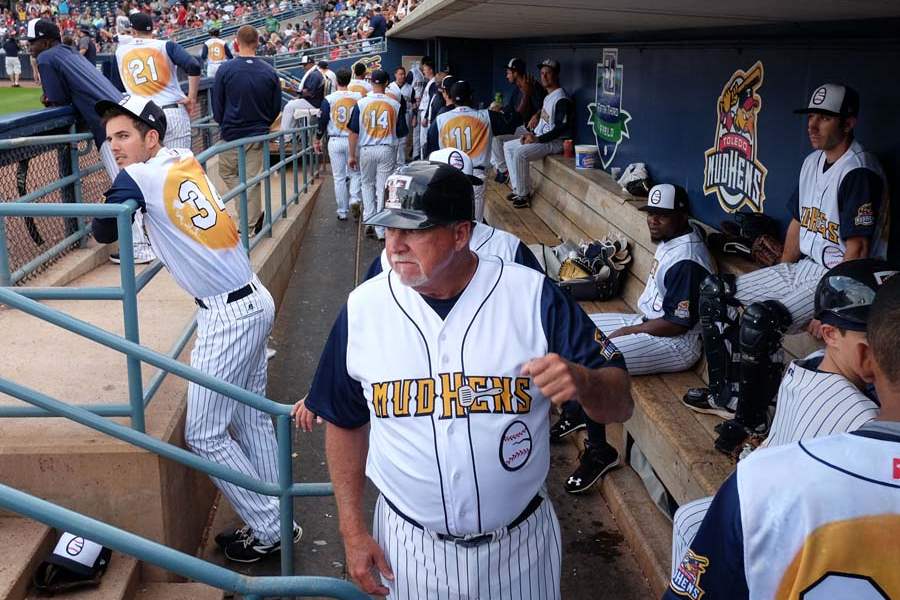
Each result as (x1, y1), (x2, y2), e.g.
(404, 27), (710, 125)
(550, 413), (586, 442)
(564, 441), (619, 494)
(223, 525), (303, 563)
(512, 195), (531, 209)
(215, 524), (252, 549)
(682, 388), (735, 419)
(494, 170), (509, 184)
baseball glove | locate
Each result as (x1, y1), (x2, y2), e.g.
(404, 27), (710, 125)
(558, 257), (593, 281)
(750, 233), (783, 267)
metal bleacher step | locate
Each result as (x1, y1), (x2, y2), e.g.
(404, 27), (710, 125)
(25, 552), (139, 600)
(134, 582), (225, 599)
(0, 517), (54, 600)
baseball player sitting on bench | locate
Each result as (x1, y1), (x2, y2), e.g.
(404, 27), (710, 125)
(364, 148), (543, 280)
(664, 272), (900, 600)
(296, 162), (632, 598)
(552, 184), (715, 494)
(684, 83), (890, 455)
(91, 96), (300, 564)
(670, 258), (895, 581)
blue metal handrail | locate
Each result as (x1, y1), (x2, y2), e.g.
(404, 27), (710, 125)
(274, 36), (387, 71)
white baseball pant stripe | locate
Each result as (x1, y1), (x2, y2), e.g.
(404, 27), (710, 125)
(589, 313), (702, 374)
(411, 121), (421, 162)
(503, 137), (563, 197)
(490, 127), (527, 174)
(734, 257), (826, 333)
(184, 276), (283, 544)
(670, 496), (713, 580)
(396, 136), (407, 166)
(207, 61), (222, 79)
(375, 494), (561, 600)
(349, 165), (361, 205)
(473, 170), (486, 223)
(327, 136), (351, 217)
(101, 140), (154, 261)
(360, 144), (396, 237)
(163, 105), (192, 151)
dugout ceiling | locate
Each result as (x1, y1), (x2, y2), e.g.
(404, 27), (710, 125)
(388, 0), (900, 39)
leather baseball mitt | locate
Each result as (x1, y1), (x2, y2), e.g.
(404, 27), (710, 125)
(750, 233), (783, 267)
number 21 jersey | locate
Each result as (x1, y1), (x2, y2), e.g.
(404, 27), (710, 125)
(115, 38), (186, 106)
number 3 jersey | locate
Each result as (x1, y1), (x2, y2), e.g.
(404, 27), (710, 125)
(115, 38), (191, 106)
(320, 90), (363, 138)
(103, 148), (252, 298)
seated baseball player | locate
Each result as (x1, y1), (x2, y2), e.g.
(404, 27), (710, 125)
(364, 148), (542, 280)
(552, 184), (715, 494)
(684, 83), (889, 456)
(664, 273), (900, 600)
(669, 258), (894, 584)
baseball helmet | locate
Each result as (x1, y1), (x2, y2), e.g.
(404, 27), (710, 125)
(365, 161), (474, 230)
(814, 258), (898, 331)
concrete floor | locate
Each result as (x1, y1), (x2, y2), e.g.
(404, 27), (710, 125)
(224, 176), (651, 599)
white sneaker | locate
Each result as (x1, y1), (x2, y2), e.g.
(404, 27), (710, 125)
(266, 347), (277, 361)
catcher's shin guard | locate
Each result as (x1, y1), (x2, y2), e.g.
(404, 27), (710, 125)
(697, 274), (740, 407)
(733, 300), (791, 428)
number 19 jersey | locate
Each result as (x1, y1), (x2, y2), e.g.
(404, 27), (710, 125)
(435, 106), (493, 169)
(117, 148), (251, 298)
(324, 90), (362, 137)
(354, 93), (401, 147)
(115, 38), (186, 106)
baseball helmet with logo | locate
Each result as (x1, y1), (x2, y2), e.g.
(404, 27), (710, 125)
(814, 258), (898, 331)
(365, 161), (474, 230)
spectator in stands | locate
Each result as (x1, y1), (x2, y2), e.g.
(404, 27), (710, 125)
(212, 24), (281, 233)
(491, 57), (545, 184)
(367, 3), (386, 38)
(664, 274), (900, 600)
(3, 31), (22, 86)
(76, 24), (95, 65)
(503, 58), (572, 208)
(29, 18), (123, 181)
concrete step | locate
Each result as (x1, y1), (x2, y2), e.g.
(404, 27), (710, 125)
(0, 517), (54, 600)
(25, 552), (139, 600)
(134, 582), (225, 599)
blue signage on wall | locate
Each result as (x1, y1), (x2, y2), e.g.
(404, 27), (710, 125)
(587, 48), (632, 170)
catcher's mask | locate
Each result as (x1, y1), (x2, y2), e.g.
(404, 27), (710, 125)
(814, 258), (898, 331)
(366, 161), (475, 230)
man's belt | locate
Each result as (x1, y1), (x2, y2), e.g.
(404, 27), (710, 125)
(383, 494), (543, 548)
(195, 282), (254, 309)
(161, 103), (182, 110)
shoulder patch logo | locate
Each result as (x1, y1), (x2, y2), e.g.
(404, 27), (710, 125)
(671, 549), (709, 599)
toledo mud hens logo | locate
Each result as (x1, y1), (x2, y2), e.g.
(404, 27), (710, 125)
(703, 61), (768, 213)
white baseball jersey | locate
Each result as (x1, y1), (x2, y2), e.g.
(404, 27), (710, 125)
(435, 106), (493, 169)
(354, 93), (402, 147)
(419, 78), (435, 120)
(323, 90), (362, 137)
(637, 226), (716, 331)
(347, 78), (372, 96)
(115, 38), (186, 105)
(797, 139), (888, 268)
(667, 424), (900, 600)
(534, 87), (568, 136)
(203, 37), (229, 66)
(386, 80), (412, 107)
(109, 147), (251, 298)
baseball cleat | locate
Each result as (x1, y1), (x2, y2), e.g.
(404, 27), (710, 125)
(215, 524), (252, 549)
(550, 415), (586, 443)
(365, 225), (376, 239)
(506, 192), (517, 201)
(512, 195), (531, 209)
(494, 170), (509, 184)
(110, 252), (155, 265)
(682, 388), (735, 419)
(350, 202), (361, 219)
(564, 442), (619, 494)
(223, 525), (302, 564)
(337, 212), (348, 221)
(714, 419), (767, 458)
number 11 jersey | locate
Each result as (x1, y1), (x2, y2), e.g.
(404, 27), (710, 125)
(435, 106), (493, 169)
(115, 38), (188, 106)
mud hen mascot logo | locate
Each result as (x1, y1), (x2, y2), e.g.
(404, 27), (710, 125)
(703, 61), (768, 213)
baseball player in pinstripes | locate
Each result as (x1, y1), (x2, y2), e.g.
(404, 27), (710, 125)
(315, 68), (362, 221)
(664, 275), (900, 600)
(343, 61), (372, 215)
(90, 96), (300, 564)
(684, 83), (890, 456)
(363, 149), (543, 280)
(386, 66), (414, 166)
(347, 61), (373, 97)
(200, 28), (232, 79)
(348, 69), (407, 240)
(670, 258), (895, 583)
(552, 184), (715, 495)
(297, 161), (632, 598)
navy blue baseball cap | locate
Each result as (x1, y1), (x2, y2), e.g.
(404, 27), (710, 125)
(95, 95), (168, 139)
(367, 161), (474, 230)
(370, 69), (389, 85)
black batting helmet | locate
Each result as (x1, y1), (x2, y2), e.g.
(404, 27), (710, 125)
(365, 161), (474, 230)
(814, 258), (899, 331)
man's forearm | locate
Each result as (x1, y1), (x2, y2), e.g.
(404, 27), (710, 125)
(325, 423), (369, 537)
(349, 133), (358, 159)
(573, 365), (633, 424)
(618, 317), (688, 338)
(188, 75), (200, 100)
(842, 236), (869, 261)
(781, 219), (802, 263)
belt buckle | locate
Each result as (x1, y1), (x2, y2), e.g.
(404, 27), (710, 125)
(451, 533), (493, 548)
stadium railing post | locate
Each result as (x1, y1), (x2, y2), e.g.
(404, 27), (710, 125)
(238, 144), (250, 253)
(279, 133), (288, 218)
(116, 205), (145, 433)
(292, 131), (300, 201)
(263, 144), (272, 238)
(70, 138), (88, 249)
(302, 127), (309, 193)
(0, 217), (11, 287)
(277, 414), (295, 577)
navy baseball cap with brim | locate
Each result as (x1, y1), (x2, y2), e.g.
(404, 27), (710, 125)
(794, 83), (859, 118)
(27, 18), (60, 41)
(95, 95), (167, 138)
(366, 162), (475, 230)
(129, 12), (153, 32)
(639, 183), (689, 214)
(506, 57), (526, 73)
(370, 69), (389, 85)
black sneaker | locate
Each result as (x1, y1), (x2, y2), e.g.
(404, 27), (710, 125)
(364, 225), (376, 239)
(682, 388), (735, 419)
(223, 525), (303, 564)
(564, 442), (619, 494)
(494, 170), (509, 184)
(714, 419), (767, 457)
(512, 195), (531, 209)
(550, 414), (586, 443)
(215, 524), (252, 549)
(506, 192), (517, 201)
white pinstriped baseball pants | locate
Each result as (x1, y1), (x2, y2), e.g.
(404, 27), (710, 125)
(100, 141), (155, 262)
(163, 105), (192, 151)
(184, 276), (284, 544)
(360, 144), (396, 237)
(670, 497), (713, 580)
(374, 493), (561, 600)
(734, 257), (826, 333)
(503, 137), (563, 197)
(327, 136), (351, 217)
(490, 127), (527, 174)
(589, 313), (702, 374)
(472, 169), (486, 223)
